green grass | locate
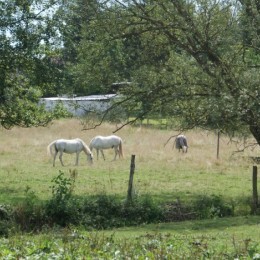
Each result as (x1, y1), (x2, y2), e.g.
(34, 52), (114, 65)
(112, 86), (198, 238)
(0, 216), (259, 258)
(104, 215), (260, 239)
(0, 119), (260, 256)
(0, 119), (258, 209)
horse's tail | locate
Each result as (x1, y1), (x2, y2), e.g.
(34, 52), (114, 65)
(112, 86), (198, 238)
(119, 139), (124, 159)
(47, 141), (56, 157)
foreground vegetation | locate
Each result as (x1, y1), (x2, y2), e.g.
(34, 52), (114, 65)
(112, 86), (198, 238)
(0, 216), (260, 259)
(0, 119), (260, 257)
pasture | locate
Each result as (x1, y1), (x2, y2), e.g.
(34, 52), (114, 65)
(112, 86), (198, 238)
(1, 118), (260, 258)
(0, 118), (258, 210)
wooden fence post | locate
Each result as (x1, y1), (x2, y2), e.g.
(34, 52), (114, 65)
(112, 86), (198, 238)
(252, 165), (258, 213)
(127, 155), (136, 202)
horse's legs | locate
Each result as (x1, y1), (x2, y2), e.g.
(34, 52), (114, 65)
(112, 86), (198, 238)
(75, 152), (79, 166)
(59, 151), (65, 166)
(113, 147), (118, 161)
(100, 150), (105, 160)
(53, 151), (58, 167)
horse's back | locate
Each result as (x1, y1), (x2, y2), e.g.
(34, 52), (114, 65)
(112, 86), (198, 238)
(55, 138), (83, 153)
(90, 135), (121, 149)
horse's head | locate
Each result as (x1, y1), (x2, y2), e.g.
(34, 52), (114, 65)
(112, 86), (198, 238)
(87, 152), (94, 164)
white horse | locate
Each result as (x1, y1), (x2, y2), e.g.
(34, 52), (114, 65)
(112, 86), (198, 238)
(89, 135), (123, 161)
(175, 134), (188, 153)
(47, 138), (93, 166)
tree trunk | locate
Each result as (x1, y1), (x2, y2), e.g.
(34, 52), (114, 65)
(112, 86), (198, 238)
(250, 125), (260, 146)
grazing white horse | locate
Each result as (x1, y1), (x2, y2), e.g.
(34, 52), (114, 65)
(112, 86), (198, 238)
(47, 138), (93, 166)
(175, 134), (188, 153)
(89, 135), (123, 161)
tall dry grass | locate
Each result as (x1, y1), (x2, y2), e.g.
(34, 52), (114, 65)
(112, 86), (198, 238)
(0, 118), (259, 206)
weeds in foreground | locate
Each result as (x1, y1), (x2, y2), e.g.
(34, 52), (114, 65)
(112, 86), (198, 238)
(0, 231), (259, 259)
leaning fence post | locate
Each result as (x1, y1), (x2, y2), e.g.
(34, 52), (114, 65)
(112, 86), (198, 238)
(252, 165), (258, 213)
(127, 155), (136, 202)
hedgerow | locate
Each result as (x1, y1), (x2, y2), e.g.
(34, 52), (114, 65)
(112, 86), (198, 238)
(0, 172), (253, 235)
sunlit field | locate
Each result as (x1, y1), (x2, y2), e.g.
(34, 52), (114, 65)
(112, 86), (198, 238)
(1, 118), (260, 258)
(0, 118), (259, 210)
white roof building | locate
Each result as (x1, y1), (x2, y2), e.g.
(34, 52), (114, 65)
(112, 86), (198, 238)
(40, 94), (118, 117)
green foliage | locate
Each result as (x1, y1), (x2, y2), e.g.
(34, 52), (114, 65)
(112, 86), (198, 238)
(0, 0), (65, 129)
(67, 0), (260, 144)
(1, 74), (53, 129)
(193, 195), (234, 219)
(81, 195), (123, 229)
(0, 205), (13, 237)
(51, 102), (73, 119)
(122, 196), (164, 225)
(13, 186), (45, 232)
(45, 171), (81, 227)
(0, 225), (259, 258)
(0, 180), (255, 235)
(81, 194), (164, 229)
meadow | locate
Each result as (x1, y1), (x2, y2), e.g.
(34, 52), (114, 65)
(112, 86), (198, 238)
(0, 118), (260, 258)
(0, 118), (258, 206)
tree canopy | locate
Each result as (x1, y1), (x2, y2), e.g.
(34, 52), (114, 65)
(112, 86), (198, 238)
(1, 0), (260, 146)
(0, 0), (65, 128)
(71, 0), (260, 144)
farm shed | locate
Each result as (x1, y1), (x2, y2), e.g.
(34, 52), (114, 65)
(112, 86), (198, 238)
(39, 94), (119, 117)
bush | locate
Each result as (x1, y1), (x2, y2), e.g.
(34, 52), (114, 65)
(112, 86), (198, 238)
(122, 196), (164, 225)
(44, 171), (81, 227)
(81, 195), (123, 229)
(81, 195), (164, 229)
(0, 205), (13, 236)
(13, 187), (46, 232)
(193, 195), (234, 219)
(52, 102), (72, 119)
(0, 173), (248, 235)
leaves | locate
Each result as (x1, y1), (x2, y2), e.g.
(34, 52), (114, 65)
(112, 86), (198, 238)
(69, 0), (260, 143)
(0, 0), (65, 128)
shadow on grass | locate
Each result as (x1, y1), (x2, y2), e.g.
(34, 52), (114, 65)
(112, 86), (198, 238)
(149, 215), (260, 233)
(150, 191), (250, 204)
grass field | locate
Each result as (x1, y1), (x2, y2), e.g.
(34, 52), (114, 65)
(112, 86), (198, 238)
(0, 118), (259, 208)
(0, 118), (260, 258)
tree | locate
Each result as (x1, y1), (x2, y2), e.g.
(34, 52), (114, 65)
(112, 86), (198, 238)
(0, 0), (64, 128)
(75, 0), (260, 145)
(59, 0), (108, 95)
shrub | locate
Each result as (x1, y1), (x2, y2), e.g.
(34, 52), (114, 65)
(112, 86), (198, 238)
(52, 102), (72, 119)
(0, 204), (13, 236)
(13, 186), (45, 232)
(122, 196), (164, 225)
(81, 195), (123, 229)
(193, 195), (234, 219)
(81, 195), (164, 229)
(44, 171), (81, 227)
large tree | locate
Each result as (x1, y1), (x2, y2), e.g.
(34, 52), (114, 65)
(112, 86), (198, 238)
(59, 0), (107, 95)
(75, 0), (260, 145)
(0, 0), (65, 128)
